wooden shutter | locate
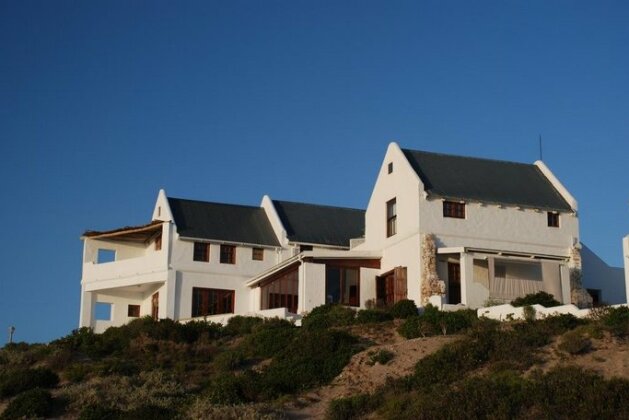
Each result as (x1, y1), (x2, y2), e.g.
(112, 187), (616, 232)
(393, 266), (407, 302)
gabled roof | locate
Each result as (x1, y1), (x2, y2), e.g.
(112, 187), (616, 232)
(272, 200), (365, 247)
(168, 197), (280, 247)
(402, 149), (573, 212)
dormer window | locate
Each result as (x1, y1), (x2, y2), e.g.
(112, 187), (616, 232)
(443, 201), (465, 219)
(548, 212), (560, 228)
(388, 162), (393, 174)
(386, 198), (397, 237)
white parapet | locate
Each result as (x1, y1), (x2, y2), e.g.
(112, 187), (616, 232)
(477, 303), (628, 321)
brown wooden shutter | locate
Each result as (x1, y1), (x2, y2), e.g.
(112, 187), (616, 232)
(393, 266), (407, 302)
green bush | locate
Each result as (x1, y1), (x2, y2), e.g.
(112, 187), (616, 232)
(398, 306), (477, 338)
(0, 367), (59, 398)
(302, 304), (356, 329)
(213, 350), (245, 372)
(558, 330), (591, 355)
(511, 291), (560, 308)
(388, 300), (418, 319)
(327, 393), (379, 420)
(206, 374), (248, 405)
(355, 309), (393, 324)
(241, 318), (296, 359)
(599, 306), (629, 337)
(78, 404), (122, 420)
(367, 349), (395, 366)
(1, 388), (53, 419)
(260, 329), (358, 398)
(225, 316), (264, 336)
(64, 363), (93, 383)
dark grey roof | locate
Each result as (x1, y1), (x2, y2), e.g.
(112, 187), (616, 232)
(272, 200), (365, 247)
(168, 197), (280, 247)
(402, 149), (573, 212)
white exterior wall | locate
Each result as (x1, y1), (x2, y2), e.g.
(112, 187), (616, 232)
(418, 198), (578, 256)
(360, 267), (379, 307)
(625, 236), (629, 304)
(357, 142), (423, 304)
(301, 262), (326, 312)
(581, 244), (626, 305)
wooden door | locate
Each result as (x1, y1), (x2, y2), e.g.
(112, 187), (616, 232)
(376, 267), (407, 307)
(447, 262), (461, 304)
(151, 292), (159, 320)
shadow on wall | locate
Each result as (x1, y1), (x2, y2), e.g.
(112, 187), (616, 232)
(581, 243), (626, 305)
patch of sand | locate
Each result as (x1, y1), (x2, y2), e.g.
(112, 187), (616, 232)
(285, 325), (457, 419)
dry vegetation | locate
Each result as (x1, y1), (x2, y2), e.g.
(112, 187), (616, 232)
(0, 300), (628, 419)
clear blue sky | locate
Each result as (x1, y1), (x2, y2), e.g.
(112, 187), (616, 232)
(1, 1), (628, 344)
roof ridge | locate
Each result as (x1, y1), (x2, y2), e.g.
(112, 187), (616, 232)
(272, 199), (365, 212)
(402, 148), (535, 167)
(168, 196), (262, 210)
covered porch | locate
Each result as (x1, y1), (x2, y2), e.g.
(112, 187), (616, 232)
(436, 247), (571, 309)
(247, 250), (382, 314)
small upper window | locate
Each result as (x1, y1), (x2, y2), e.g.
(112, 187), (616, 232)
(386, 198), (397, 237)
(548, 212), (559, 228)
(128, 304), (140, 317)
(252, 247), (264, 261)
(443, 201), (465, 219)
(193, 242), (210, 262)
(387, 162), (393, 174)
(97, 249), (116, 264)
(220, 244), (236, 264)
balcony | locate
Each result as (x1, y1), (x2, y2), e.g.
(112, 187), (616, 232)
(81, 221), (169, 290)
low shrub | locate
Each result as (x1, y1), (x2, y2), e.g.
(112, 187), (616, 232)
(213, 350), (245, 372)
(558, 330), (591, 355)
(78, 404), (122, 420)
(598, 306), (629, 337)
(1, 388), (53, 419)
(64, 363), (93, 383)
(241, 318), (296, 359)
(0, 367), (59, 398)
(367, 349), (395, 366)
(260, 329), (358, 398)
(522, 305), (536, 322)
(398, 306), (477, 338)
(327, 393), (378, 420)
(302, 304), (356, 329)
(225, 316), (264, 336)
(388, 300), (418, 319)
(511, 291), (560, 308)
(355, 309), (393, 324)
(206, 374), (248, 405)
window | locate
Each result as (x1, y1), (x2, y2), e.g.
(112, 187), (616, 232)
(386, 198), (397, 237)
(548, 212), (559, 228)
(387, 162), (393, 174)
(261, 268), (299, 313)
(252, 247), (264, 261)
(443, 201), (465, 219)
(127, 304), (140, 317)
(97, 249), (116, 264)
(192, 287), (234, 317)
(193, 242), (210, 262)
(154, 234), (162, 251)
(220, 244), (236, 264)
(326, 266), (360, 307)
(95, 302), (112, 321)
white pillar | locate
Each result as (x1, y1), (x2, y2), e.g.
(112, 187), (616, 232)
(298, 263), (306, 313)
(622, 235), (629, 304)
(460, 252), (474, 306)
(79, 286), (94, 328)
(163, 270), (176, 320)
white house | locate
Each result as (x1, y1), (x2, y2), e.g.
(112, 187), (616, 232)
(624, 235), (629, 304)
(79, 143), (626, 332)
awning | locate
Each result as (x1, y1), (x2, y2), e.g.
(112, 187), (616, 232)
(82, 220), (164, 244)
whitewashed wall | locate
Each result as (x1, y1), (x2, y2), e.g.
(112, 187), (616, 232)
(623, 236), (629, 304)
(581, 243), (626, 305)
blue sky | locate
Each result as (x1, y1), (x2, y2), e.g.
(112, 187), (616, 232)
(1, 1), (628, 344)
